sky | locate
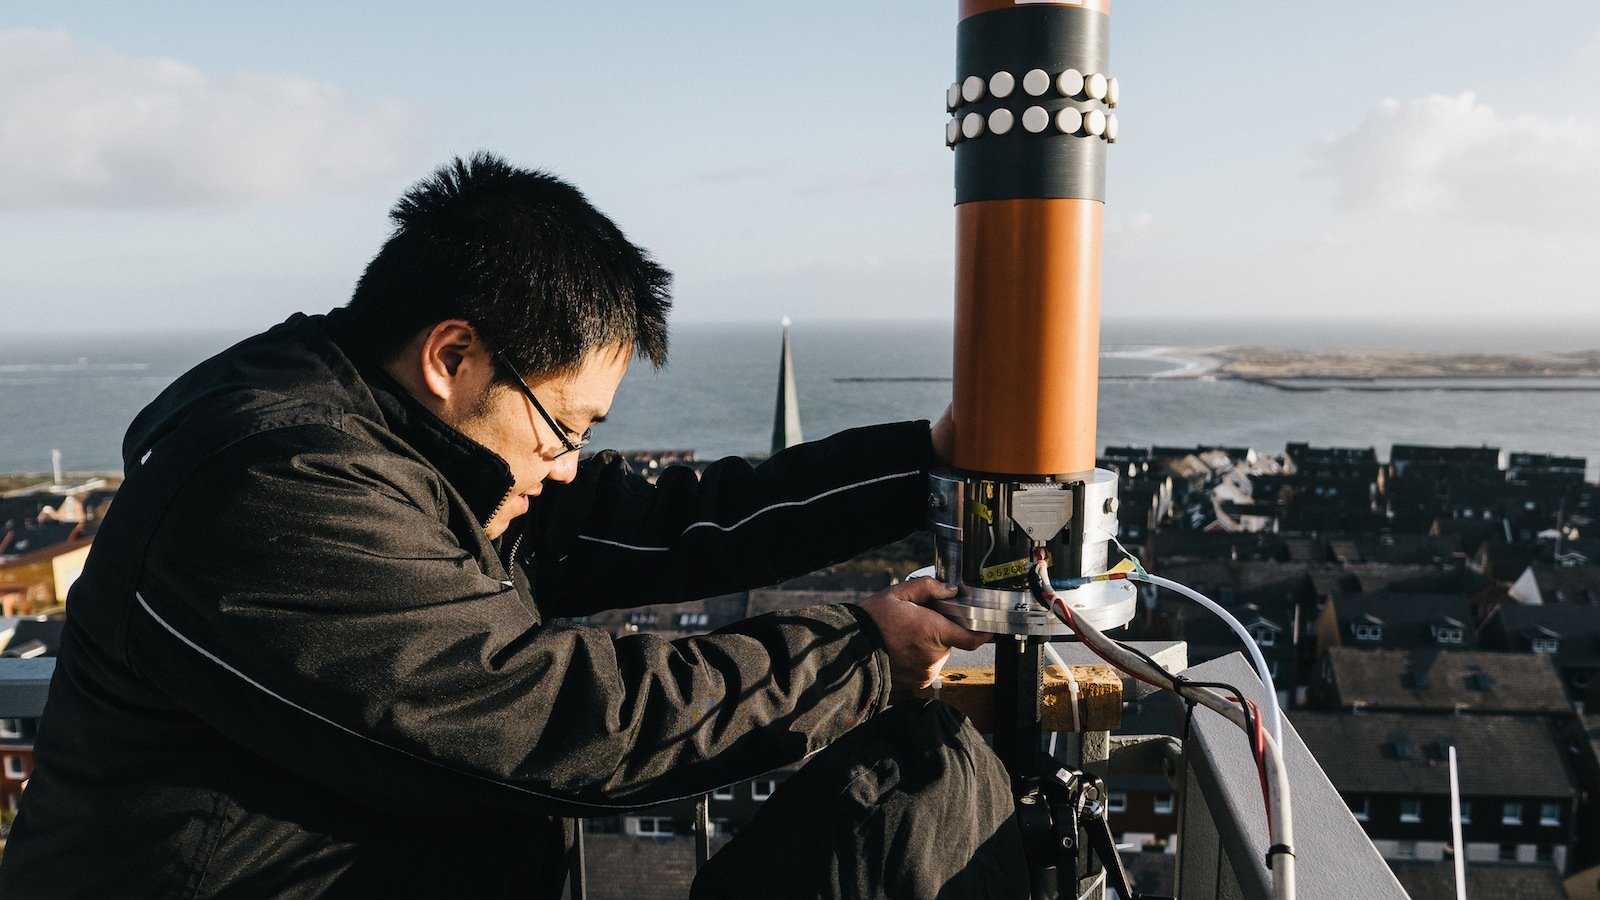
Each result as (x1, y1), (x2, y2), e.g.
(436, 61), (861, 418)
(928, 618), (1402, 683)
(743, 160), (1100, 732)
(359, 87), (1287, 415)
(3, 2), (1600, 339)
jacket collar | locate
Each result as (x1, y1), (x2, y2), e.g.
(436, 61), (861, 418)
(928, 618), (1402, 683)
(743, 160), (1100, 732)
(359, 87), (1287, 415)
(323, 310), (517, 527)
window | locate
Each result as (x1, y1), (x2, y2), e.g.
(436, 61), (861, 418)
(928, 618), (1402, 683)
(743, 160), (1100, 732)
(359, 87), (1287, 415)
(1395, 841), (1416, 860)
(1498, 843), (1518, 862)
(1537, 844), (1555, 862)
(2, 756), (24, 779)
(1251, 628), (1276, 647)
(677, 612), (709, 628)
(1352, 797), (1370, 822)
(1502, 802), (1523, 826)
(1400, 799), (1422, 823)
(634, 816), (674, 837)
(711, 786), (734, 801)
(1354, 623), (1383, 642)
(628, 611), (658, 627)
(1108, 792), (1127, 813)
(1531, 637), (1560, 654)
(1154, 793), (1174, 815)
(1432, 625), (1463, 645)
(752, 780), (776, 801)
(1459, 801), (1472, 824)
(1540, 803), (1561, 827)
(0, 719), (21, 739)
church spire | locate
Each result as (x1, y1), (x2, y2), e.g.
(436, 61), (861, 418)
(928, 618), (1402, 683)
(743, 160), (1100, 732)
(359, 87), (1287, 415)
(771, 317), (804, 455)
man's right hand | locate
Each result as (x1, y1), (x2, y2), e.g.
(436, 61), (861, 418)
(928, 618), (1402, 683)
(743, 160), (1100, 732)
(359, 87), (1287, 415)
(859, 577), (990, 690)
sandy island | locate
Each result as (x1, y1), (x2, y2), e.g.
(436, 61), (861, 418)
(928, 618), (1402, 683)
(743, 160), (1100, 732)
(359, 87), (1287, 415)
(1212, 347), (1600, 380)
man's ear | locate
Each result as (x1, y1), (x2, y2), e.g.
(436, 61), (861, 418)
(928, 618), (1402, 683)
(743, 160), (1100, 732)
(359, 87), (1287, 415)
(418, 320), (480, 402)
(385, 319), (491, 417)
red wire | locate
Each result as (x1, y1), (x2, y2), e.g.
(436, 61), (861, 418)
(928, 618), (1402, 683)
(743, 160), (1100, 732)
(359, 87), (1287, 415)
(1031, 554), (1277, 833)
(1246, 698), (1272, 828)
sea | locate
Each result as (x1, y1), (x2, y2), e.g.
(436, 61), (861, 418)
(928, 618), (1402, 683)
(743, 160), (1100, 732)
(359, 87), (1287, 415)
(4, 316), (1600, 480)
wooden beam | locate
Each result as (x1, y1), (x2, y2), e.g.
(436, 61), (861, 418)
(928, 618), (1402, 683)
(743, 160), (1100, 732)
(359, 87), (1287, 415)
(915, 664), (1122, 733)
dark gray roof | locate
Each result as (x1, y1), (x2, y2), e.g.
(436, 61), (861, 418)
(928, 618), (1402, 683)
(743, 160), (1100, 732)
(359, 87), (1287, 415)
(1388, 860), (1565, 900)
(1292, 711), (1576, 798)
(1530, 564), (1600, 605)
(1325, 648), (1570, 715)
(1478, 541), (1542, 583)
(0, 519), (81, 558)
(1489, 604), (1600, 669)
(1328, 593), (1480, 650)
(1379, 564), (1491, 596)
(1150, 530), (1287, 563)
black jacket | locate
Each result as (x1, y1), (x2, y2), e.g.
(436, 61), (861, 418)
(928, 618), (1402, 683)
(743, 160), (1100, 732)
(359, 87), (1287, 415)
(0, 312), (935, 898)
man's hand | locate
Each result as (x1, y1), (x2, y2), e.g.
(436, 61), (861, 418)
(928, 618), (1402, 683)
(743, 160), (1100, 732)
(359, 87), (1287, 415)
(859, 577), (989, 690)
(931, 404), (954, 468)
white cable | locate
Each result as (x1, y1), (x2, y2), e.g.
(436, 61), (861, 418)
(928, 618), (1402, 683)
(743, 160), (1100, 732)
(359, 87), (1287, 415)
(1041, 641), (1081, 733)
(1065, 601), (1294, 899)
(979, 523), (998, 570)
(1129, 572), (1284, 749)
(1032, 559), (1296, 900)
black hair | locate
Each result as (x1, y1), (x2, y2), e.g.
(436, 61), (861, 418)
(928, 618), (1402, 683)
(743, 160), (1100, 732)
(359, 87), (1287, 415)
(344, 152), (670, 377)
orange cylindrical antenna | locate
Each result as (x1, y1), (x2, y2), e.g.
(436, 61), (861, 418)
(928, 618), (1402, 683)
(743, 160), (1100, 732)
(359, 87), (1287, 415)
(948, 0), (1113, 477)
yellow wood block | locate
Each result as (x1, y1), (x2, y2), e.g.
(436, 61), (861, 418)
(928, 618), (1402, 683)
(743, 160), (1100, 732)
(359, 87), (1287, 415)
(914, 665), (1122, 733)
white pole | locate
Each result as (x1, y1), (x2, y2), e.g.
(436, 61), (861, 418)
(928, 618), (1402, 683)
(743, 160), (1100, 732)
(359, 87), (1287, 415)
(1449, 745), (1467, 900)
(51, 448), (63, 485)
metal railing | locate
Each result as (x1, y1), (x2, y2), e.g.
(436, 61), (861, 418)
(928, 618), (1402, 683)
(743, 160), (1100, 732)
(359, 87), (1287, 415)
(1175, 653), (1409, 899)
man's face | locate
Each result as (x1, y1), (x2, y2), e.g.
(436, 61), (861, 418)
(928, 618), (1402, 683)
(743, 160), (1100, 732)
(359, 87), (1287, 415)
(455, 342), (632, 538)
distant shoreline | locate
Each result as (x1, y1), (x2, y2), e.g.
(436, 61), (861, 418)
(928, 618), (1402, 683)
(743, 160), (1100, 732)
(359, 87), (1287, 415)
(835, 345), (1600, 390)
(1211, 346), (1600, 380)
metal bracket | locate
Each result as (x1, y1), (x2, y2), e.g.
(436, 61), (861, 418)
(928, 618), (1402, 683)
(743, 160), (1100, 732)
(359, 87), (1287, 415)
(1009, 486), (1074, 541)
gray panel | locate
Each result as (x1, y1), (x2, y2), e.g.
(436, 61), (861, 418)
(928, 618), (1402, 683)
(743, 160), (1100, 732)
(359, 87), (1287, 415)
(0, 657), (55, 717)
(1180, 654), (1411, 900)
(1179, 761), (1223, 900)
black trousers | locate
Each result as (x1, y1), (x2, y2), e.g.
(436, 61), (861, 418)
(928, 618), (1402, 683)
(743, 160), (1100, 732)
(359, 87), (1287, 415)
(691, 700), (1029, 900)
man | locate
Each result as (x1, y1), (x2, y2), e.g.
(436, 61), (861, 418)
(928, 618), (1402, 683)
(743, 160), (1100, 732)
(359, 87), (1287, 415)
(0, 153), (985, 897)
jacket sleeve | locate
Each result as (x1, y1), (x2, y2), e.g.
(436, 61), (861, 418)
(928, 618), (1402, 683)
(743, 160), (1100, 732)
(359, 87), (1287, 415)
(126, 424), (892, 819)
(529, 420), (937, 618)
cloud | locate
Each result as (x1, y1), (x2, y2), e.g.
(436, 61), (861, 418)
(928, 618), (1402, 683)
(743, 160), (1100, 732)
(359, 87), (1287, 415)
(0, 28), (423, 208)
(692, 160), (789, 185)
(1105, 211), (1154, 235)
(797, 165), (942, 196)
(1316, 91), (1600, 230)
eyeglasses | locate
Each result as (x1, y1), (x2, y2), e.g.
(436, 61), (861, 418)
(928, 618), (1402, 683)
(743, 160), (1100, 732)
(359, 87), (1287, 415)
(493, 351), (591, 458)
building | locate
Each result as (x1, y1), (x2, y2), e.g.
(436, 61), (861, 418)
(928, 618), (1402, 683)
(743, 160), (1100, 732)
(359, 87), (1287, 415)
(1389, 859), (1566, 900)
(1295, 711), (1579, 870)
(1480, 603), (1600, 703)
(1310, 648), (1570, 716)
(1314, 591), (1479, 659)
